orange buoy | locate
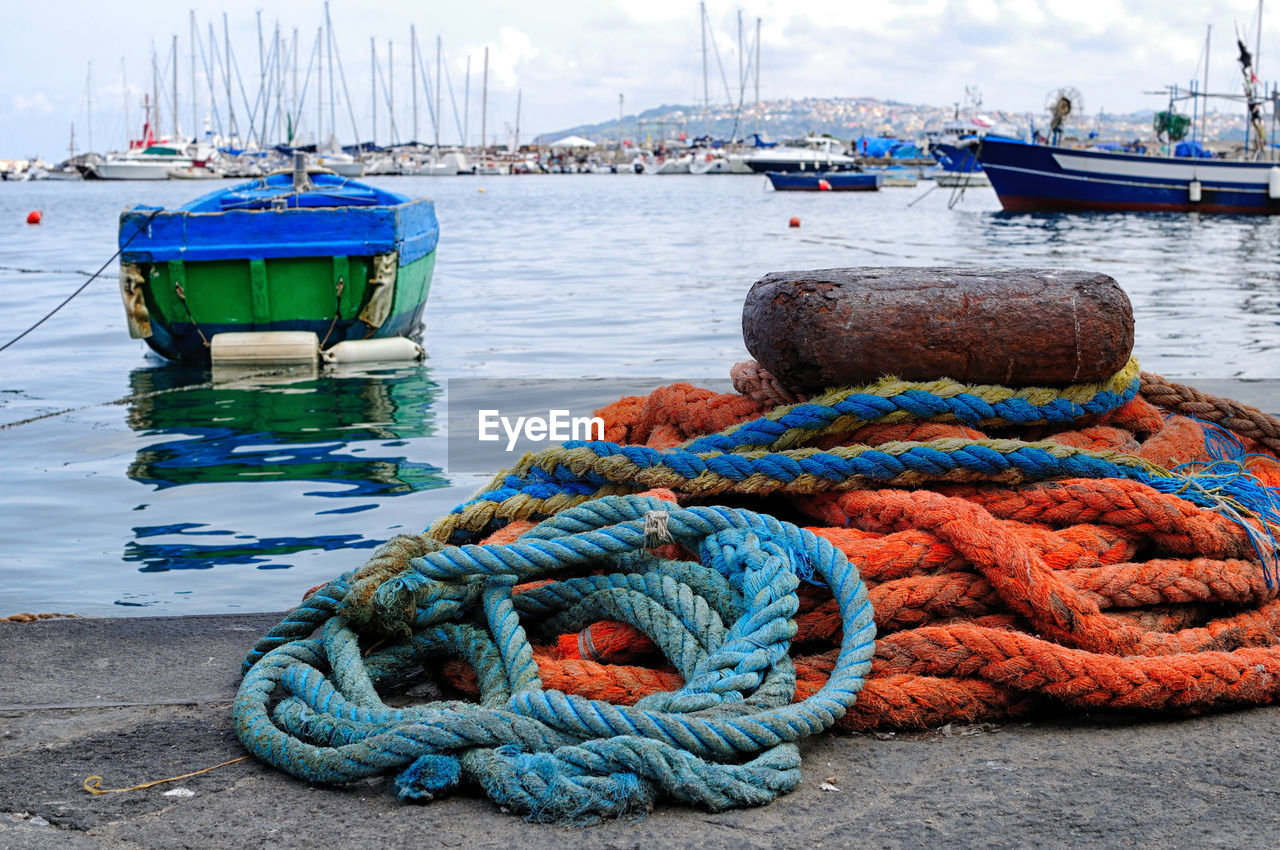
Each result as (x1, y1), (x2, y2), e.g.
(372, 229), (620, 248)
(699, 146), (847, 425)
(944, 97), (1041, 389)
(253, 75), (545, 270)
(26, 210), (42, 225)
(788, 216), (800, 228)
(817, 179), (832, 191)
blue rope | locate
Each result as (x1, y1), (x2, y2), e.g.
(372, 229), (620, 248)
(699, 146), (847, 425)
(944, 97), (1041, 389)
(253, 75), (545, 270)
(236, 496), (875, 822)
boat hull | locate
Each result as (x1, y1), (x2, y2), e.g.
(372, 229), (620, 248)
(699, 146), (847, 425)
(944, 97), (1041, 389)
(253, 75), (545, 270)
(978, 138), (1280, 214)
(766, 171), (881, 191)
(92, 161), (187, 180)
(746, 157), (857, 173)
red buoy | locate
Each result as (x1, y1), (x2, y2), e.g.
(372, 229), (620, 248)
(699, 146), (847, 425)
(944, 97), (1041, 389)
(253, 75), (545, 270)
(26, 210), (42, 225)
(817, 179), (832, 191)
(788, 216), (800, 228)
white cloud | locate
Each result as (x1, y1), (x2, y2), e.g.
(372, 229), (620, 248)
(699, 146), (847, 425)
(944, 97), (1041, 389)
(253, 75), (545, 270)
(12, 93), (56, 115)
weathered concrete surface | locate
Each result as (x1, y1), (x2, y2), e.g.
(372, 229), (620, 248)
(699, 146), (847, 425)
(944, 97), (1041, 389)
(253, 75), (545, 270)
(4, 613), (1280, 849)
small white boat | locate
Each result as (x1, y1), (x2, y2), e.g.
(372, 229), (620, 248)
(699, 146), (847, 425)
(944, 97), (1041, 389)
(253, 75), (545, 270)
(32, 168), (83, 181)
(168, 165), (223, 180)
(319, 156), (365, 178)
(402, 159), (456, 176)
(654, 154), (693, 174)
(689, 151), (754, 174)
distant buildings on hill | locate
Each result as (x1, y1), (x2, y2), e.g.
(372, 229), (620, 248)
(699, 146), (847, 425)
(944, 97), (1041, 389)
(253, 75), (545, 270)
(539, 95), (1254, 146)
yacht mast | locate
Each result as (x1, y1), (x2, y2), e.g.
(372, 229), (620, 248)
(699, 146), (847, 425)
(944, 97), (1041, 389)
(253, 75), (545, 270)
(151, 43), (159, 139)
(275, 23), (283, 145)
(291, 27), (299, 143)
(224, 13), (236, 142)
(86, 61), (93, 153)
(316, 25), (323, 143)
(737, 10), (744, 106)
(121, 57), (129, 146)
(700, 2), (709, 135)
(1200, 25), (1211, 146)
(325, 1), (335, 139)
(754, 17), (761, 136)
(207, 23), (220, 138)
(371, 38), (377, 145)
(190, 12), (197, 139)
(411, 25), (418, 142)
(481, 46), (488, 151)
(436, 36), (442, 151)
(172, 35), (179, 139)
(463, 54), (471, 147)
(388, 40), (395, 144)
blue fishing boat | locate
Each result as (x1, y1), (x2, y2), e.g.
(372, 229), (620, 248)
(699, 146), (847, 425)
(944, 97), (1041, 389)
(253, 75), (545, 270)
(977, 137), (1280, 213)
(977, 39), (1280, 214)
(931, 141), (985, 174)
(765, 171), (882, 191)
(118, 164), (438, 362)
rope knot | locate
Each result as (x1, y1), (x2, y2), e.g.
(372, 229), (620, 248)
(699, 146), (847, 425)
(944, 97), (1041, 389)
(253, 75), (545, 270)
(643, 509), (674, 548)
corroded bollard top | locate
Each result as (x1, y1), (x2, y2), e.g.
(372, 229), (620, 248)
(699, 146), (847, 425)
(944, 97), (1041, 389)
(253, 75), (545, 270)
(742, 266), (1134, 389)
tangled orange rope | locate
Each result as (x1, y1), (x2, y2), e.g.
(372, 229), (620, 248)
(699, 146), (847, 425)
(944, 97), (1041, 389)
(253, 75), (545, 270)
(434, 367), (1280, 730)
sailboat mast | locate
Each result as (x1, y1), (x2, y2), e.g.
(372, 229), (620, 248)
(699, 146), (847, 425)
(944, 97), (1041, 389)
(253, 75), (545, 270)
(464, 54), (471, 147)
(436, 37), (442, 151)
(224, 13), (235, 142)
(87, 61), (93, 153)
(1201, 25), (1211, 146)
(190, 12), (197, 139)
(172, 35), (179, 139)
(388, 40), (395, 144)
(291, 27), (299, 143)
(207, 24), (220, 138)
(121, 57), (129, 147)
(275, 23), (283, 146)
(481, 46), (488, 151)
(411, 25), (418, 142)
(326, 1), (335, 139)
(754, 17), (761, 135)
(371, 38), (377, 145)
(151, 44), (159, 139)
(700, 2), (709, 135)
(316, 26), (323, 143)
(514, 88), (521, 150)
(737, 10), (744, 105)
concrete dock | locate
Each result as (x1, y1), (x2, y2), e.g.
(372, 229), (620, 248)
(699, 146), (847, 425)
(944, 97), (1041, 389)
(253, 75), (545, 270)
(4, 613), (1280, 848)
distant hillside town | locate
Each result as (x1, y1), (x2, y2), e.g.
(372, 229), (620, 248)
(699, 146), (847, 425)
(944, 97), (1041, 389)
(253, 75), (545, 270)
(536, 95), (1255, 148)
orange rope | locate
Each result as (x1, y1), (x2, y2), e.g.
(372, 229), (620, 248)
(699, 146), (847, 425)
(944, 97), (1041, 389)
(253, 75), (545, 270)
(425, 370), (1280, 730)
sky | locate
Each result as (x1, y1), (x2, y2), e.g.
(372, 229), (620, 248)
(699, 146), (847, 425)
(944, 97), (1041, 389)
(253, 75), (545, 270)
(1, 0), (1275, 158)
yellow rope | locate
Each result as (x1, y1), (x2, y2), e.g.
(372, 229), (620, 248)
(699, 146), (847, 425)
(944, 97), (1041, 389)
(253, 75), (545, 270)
(82, 756), (249, 795)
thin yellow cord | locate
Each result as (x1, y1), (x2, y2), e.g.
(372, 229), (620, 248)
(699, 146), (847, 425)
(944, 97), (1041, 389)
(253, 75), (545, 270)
(83, 756), (249, 795)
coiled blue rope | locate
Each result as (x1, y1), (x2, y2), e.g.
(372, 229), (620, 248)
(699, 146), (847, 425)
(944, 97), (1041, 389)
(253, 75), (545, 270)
(236, 495), (875, 821)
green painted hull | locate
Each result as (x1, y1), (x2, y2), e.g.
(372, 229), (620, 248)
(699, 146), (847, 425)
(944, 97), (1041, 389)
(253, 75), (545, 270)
(126, 251), (435, 362)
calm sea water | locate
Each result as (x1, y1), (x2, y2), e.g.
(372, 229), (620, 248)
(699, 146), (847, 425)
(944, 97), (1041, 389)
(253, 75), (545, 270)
(1, 175), (1278, 617)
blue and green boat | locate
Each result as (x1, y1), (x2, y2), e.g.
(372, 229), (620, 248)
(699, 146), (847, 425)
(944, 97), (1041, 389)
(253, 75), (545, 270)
(118, 167), (438, 362)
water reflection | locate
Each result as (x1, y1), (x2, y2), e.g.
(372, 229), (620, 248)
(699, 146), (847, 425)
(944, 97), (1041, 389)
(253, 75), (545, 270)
(959, 211), (1280, 376)
(123, 363), (446, 572)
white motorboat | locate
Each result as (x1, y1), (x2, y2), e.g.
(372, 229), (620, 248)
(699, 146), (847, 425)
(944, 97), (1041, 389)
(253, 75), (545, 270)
(168, 165), (223, 180)
(744, 136), (858, 173)
(89, 145), (194, 180)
